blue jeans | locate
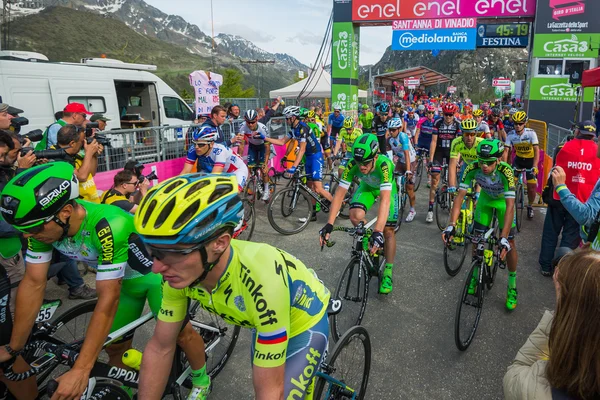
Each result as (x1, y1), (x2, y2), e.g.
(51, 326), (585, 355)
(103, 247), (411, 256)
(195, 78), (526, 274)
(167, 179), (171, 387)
(46, 254), (85, 291)
(539, 202), (581, 271)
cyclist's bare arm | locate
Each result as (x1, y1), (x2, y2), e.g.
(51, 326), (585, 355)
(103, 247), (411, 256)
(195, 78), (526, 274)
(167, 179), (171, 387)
(502, 197), (516, 239)
(265, 135), (290, 147)
(180, 163), (194, 175)
(293, 142), (307, 169)
(52, 279), (122, 399)
(429, 135), (438, 163)
(138, 319), (184, 400)
(5, 262), (50, 352)
(404, 150), (411, 172)
(448, 156), (459, 188)
(414, 128), (420, 144)
(449, 188), (468, 226)
(253, 364), (285, 400)
(533, 146), (540, 171)
(326, 185), (349, 226)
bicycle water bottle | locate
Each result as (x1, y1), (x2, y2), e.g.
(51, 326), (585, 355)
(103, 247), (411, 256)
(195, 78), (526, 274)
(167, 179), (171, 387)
(122, 349), (143, 371)
(483, 249), (493, 267)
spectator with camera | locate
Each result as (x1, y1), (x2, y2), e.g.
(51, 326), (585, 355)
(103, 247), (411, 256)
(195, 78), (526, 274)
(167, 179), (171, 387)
(37, 102), (93, 150)
(89, 114), (110, 131)
(0, 103), (19, 130)
(100, 169), (149, 213)
(53, 124), (103, 203)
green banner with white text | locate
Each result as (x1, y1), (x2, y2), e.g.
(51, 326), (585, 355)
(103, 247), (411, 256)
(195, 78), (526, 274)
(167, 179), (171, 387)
(529, 77), (594, 102)
(331, 21), (360, 114)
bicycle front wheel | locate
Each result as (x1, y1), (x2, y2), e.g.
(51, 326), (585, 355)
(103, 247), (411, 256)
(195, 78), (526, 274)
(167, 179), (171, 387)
(443, 214), (469, 277)
(414, 158), (424, 192)
(268, 186), (313, 235)
(185, 301), (241, 380)
(234, 199), (255, 241)
(331, 257), (369, 342)
(313, 325), (371, 400)
(395, 191), (408, 234)
(454, 260), (485, 351)
(515, 183), (524, 232)
(435, 185), (451, 231)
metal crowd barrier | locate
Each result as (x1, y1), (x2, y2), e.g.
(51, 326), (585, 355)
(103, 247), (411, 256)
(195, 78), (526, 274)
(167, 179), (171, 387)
(546, 123), (573, 156)
(96, 117), (292, 173)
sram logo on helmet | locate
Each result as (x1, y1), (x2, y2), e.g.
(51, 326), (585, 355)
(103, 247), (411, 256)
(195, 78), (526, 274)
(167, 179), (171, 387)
(40, 180), (70, 210)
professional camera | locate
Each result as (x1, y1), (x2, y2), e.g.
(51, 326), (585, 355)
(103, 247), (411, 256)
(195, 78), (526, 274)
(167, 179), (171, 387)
(10, 117), (29, 133)
(125, 161), (158, 182)
(85, 122), (100, 137)
(85, 133), (112, 147)
(20, 147), (71, 160)
(21, 129), (43, 143)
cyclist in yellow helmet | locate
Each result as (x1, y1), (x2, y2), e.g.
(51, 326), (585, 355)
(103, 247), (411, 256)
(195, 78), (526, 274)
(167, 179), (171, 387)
(333, 116), (363, 177)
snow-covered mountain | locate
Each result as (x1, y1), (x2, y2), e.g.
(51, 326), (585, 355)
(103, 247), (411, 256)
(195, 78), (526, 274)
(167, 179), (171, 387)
(10, 0), (308, 71)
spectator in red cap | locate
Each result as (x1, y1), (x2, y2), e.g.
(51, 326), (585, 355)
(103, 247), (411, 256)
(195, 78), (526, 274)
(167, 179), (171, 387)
(36, 102), (92, 150)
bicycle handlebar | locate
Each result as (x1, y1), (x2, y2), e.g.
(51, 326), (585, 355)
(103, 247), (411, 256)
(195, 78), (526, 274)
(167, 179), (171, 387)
(2, 341), (68, 382)
(320, 222), (373, 251)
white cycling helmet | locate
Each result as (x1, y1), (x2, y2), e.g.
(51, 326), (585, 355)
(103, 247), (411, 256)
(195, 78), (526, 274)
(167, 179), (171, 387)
(244, 109), (258, 121)
(283, 106), (300, 118)
(509, 108), (519, 115)
(387, 118), (403, 129)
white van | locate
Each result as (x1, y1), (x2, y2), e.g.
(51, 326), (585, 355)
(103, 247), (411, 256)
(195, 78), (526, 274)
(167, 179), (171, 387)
(0, 51), (195, 133)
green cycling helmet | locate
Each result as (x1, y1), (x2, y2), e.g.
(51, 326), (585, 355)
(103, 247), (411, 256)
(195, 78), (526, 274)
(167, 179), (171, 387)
(477, 139), (504, 161)
(299, 108), (309, 119)
(461, 118), (478, 132)
(0, 163), (79, 230)
(343, 116), (354, 129)
(362, 104), (369, 110)
(352, 134), (379, 163)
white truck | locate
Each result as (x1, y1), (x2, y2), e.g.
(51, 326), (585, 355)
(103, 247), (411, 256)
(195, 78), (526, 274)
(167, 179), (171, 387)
(0, 50), (195, 132)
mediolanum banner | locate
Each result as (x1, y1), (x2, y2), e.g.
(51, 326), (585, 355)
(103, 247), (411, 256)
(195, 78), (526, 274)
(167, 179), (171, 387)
(392, 28), (476, 50)
(529, 77), (594, 102)
(532, 33), (600, 58)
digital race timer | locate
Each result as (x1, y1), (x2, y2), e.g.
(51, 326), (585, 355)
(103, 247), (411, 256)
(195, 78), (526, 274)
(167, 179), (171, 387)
(478, 23), (530, 38)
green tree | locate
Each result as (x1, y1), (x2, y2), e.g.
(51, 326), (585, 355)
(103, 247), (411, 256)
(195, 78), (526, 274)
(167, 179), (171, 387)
(180, 87), (193, 102)
(219, 68), (255, 98)
(294, 76), (306, 83)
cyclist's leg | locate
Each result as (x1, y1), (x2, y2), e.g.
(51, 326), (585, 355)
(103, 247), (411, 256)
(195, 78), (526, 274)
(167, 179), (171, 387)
(429, 152), (443, 215)
(377, 135), (387, 155)
(493, 196), (518, 308)
(247, 145), (258, 168)
(282, 313), (329, 399)
(306, 153), (332, 203)
(0, 261), (38, 400)
(381, 184), (399, 294)
(349, 182), (376, 226)
(106, 275), (154, 368)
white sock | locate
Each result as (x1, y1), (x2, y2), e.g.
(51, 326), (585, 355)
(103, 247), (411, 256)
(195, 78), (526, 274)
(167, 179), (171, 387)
(264, 182), (269, 192)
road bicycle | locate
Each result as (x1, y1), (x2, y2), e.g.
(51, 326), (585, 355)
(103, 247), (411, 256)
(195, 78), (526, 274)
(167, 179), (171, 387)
(452, 211), (506, 351)
(394, 172), (409, 234)
(312, 325), (371, 400)
(443, 190), (475, 277)
(513, 168), (535, 232)
(4, 299), (239, 399)
(321, 218), (384, 342)
(232, 198), (256, 241)
(435, 161), (452, 231)
(268, 169), (350, 235)
(413, 147), (429, 192)
(244, 163), (277, 204)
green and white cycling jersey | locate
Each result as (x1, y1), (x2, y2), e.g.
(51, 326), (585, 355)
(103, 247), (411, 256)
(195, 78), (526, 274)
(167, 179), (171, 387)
(339, 155), (395, 191)
(26, 200), (152, 280)
(460, 161), (516, 200)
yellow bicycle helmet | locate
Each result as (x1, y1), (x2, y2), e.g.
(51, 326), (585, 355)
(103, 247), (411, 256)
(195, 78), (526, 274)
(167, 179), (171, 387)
(134, 173), (243, 246)
(307, 110), (316, 119)
(472, 109), (484, 117)
(512, 110), (528, 124)
(461, 118), (478, 132)
(343, 116), (354, 129)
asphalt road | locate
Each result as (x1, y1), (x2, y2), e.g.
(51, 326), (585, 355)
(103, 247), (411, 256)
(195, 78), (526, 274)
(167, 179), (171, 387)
(46, 189), (555, 400)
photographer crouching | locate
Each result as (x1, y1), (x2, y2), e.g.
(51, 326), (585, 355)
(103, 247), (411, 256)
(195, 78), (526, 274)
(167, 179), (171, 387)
(100, 169), (150, 213)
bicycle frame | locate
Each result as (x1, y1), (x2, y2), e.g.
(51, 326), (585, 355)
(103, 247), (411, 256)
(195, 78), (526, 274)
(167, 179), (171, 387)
(314, 371), (359, 399)
(287, 172), (333, 212)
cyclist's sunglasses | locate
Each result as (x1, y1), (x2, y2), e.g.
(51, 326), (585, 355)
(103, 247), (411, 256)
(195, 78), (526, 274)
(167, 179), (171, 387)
(444, 113), (454, 117)
(426, 111), (435, 114)
(515, 122), (526, 126)
(478, 158), (497, 166)
(462, 131), (477, 137)
(145, 242), (204, 261)
(358, 159), (374, 166)
(246, 120), (257, 124)
(193, 141), (211, 148)
(388, 128), (399, 132)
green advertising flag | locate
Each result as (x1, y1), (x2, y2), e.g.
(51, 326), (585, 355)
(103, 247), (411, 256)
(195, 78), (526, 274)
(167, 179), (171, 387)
(529, 77), (594, 102)
(332, 22), (359, 113)
(532, 33), (600, 58)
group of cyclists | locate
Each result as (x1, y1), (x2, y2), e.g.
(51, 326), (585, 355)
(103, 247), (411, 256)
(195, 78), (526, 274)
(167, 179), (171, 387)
(0, 95), (541, 400)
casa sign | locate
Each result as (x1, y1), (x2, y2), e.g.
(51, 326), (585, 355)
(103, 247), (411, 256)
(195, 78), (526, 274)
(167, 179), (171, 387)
(352, 0), (536, 22)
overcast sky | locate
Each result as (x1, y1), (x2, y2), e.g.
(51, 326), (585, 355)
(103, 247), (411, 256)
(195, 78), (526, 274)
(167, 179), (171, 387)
(144, 0), (391, 67)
